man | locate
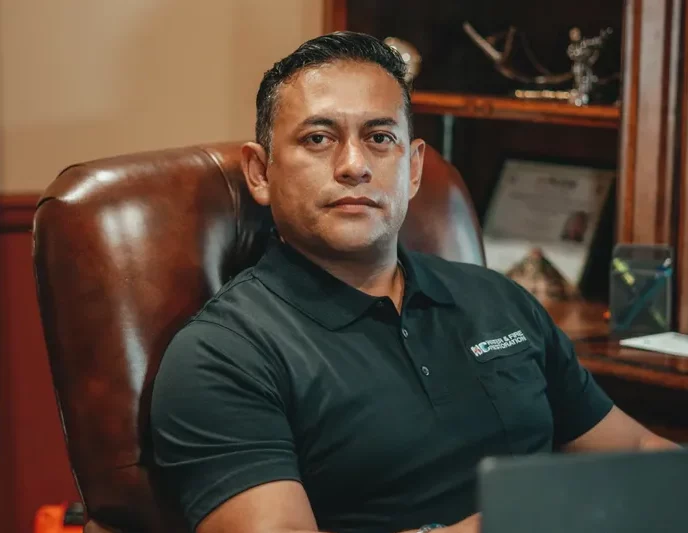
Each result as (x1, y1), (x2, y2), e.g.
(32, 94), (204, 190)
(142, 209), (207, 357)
(150, 32), (676, 533)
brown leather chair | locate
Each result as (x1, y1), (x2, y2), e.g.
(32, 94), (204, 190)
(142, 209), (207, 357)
(33, 142), (484, 533)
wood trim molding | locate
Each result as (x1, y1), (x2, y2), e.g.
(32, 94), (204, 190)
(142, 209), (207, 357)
(617, 0), (639, 243)
(617, 0), (683, 245)
(323, 0), (347, 33)
(675, 1), (688, 333)
(411, 91), (620, 128)
(0, 194), (40, 232)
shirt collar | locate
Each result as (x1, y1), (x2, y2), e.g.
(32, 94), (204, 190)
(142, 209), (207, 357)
(253, 235), (456, 330)
(398, 245), (456, 307)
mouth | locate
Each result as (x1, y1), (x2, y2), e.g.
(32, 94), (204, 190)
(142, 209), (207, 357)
(326, 196), (380, 208)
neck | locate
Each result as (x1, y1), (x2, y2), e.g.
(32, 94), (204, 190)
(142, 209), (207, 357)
(283, 237), (404, 311)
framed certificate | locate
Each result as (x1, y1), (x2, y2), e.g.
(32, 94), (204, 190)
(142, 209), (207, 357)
(482, 158), (615, 288)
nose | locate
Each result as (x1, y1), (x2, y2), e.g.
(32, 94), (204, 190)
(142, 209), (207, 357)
(334, 139), (372, 185)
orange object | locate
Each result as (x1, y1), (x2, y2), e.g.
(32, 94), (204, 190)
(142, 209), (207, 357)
(34, 502), (84, 533)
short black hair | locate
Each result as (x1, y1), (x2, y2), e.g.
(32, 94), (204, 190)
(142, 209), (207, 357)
(255, 31), (413, 153)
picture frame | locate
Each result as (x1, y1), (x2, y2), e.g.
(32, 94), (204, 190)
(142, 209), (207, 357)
(482, 156), (616, 294)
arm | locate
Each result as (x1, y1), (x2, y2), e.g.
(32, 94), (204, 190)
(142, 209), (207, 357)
(152, 321), (481, 533)
(197, 480), (481, 533)
(563, 405), (679, 453)
(526, 293), (679, 452)
(151, 321), (302, 531)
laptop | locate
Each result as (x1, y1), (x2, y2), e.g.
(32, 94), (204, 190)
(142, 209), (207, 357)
(478, 448), (688, 533)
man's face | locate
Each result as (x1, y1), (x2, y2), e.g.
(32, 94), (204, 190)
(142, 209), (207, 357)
(256, 60), (424, 256)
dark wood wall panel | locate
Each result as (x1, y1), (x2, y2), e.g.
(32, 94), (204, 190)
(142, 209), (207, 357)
(0, 195), (80, 533)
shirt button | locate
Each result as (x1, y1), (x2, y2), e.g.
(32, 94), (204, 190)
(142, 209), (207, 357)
(376, 300), (385, 308)
(421, 365), (430, 376)
(401, 328), (409, 338)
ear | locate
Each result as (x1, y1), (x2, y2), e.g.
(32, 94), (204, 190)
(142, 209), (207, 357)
(408, 138), (425, 200)
(240, 142), (270, 206)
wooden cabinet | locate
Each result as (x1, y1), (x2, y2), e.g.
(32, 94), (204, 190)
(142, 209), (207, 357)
(326, 0), (688, 331)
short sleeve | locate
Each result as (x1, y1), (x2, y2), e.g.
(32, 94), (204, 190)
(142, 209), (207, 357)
(150, 320), (301, 531)
(537, 309), (614, 448)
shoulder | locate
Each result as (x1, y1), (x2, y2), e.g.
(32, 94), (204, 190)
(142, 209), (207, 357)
(171, 267), (286, 343)
(194, 268), (269, 324)
(154, 269), (290, 412)
(410, 251), (529, 298)
(409, 251), (548, 327)
(159, 267), (284, 377)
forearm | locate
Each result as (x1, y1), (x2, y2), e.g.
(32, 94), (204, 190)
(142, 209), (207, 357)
(356, 513), (482, 533)
(278, 514), (481, 533)
(434, 513), (481, 533)
(639, 432), (681, 450)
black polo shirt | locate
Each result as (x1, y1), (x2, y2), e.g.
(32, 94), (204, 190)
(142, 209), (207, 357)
(151, 237), (613, 533)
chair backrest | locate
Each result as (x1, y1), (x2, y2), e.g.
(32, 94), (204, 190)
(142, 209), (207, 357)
(33, 142), (484, 533)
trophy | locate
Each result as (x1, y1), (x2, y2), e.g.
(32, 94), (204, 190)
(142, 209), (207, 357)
(566, 27), (614, 106)
(384, 37), (422, 82)
(505, 248), (579, 302)
(463, 22), (618, 106)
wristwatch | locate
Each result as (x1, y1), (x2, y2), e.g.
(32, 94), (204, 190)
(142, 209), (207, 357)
(417, 524), (446, 533)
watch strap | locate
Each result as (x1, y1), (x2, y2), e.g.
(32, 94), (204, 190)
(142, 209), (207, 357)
(417, 524), (446, 533)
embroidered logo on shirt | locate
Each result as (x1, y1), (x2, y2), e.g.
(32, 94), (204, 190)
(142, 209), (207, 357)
(470, 330), (527, 358)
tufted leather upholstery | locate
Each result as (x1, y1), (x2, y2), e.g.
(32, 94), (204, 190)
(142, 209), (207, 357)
(33, 142), (484, 533)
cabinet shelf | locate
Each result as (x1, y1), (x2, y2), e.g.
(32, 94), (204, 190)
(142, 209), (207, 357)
(411, 91), (621, 129)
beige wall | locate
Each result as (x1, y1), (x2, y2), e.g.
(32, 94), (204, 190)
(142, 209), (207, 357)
(0, 0), (324, 193)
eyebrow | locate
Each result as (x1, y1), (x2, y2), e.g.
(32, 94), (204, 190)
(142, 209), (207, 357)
(300, 116), (337, 128)
(362, 117), (399, 129)
(298, 116), (400, 129)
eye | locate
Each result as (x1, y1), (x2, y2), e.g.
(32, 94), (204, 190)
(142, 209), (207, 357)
(304, 133), (334, 147)
(369, 132), (394, 145)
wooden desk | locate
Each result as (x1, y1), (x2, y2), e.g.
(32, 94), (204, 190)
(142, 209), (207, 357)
(546, 300), (688, 442)
(547, 301), (688, 391)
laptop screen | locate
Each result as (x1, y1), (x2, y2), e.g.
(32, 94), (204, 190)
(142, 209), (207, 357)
(479, 449), (688, 533)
